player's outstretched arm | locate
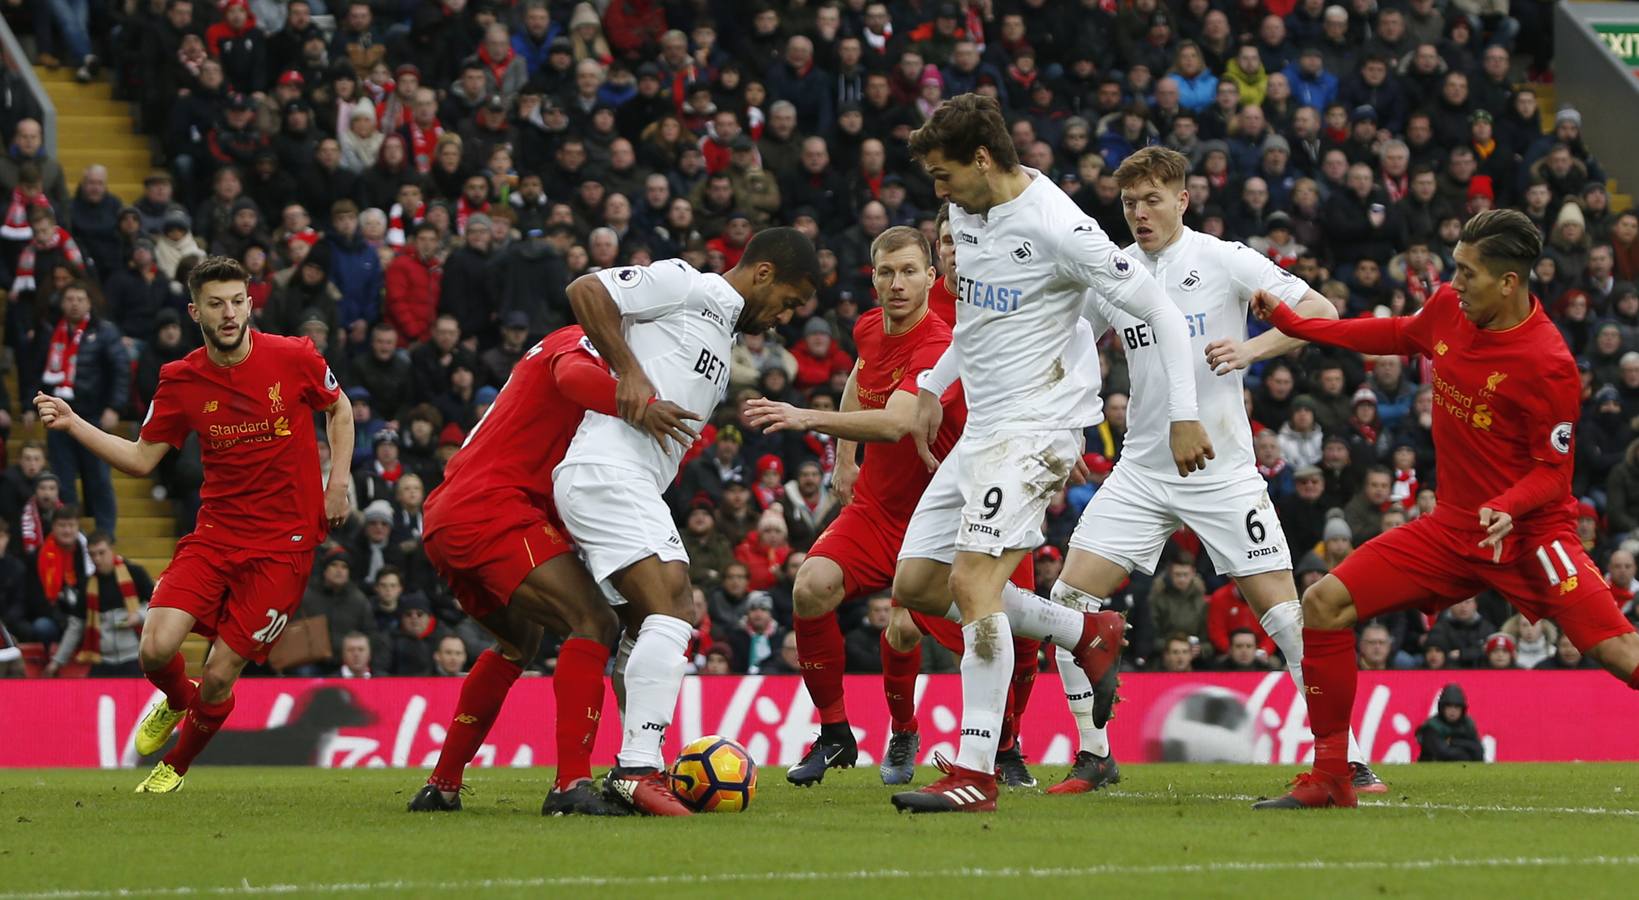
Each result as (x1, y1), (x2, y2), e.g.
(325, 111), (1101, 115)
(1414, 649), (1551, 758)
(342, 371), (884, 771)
(744, 389), (921, 443)
(1206, 291), (1338, 375)
(566, 273), (655, 425)
(322, 393), (355, 528)
(1252, 294), (1422, 355)
(33, 392), (169, 477)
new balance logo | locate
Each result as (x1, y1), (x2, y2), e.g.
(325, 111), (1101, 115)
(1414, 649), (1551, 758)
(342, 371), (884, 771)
(942, 785), (988, 805)
(959, 727), (993, 739)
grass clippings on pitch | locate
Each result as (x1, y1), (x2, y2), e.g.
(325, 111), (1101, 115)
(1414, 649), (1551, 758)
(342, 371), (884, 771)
(3, 763), (1639, 898)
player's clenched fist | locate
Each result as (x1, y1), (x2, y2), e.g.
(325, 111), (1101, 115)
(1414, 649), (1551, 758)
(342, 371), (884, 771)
(912, 390), (943, 472)
(1169, 420), (1214, 477)
(33, 392), (76, 431)
(1248, 290), (1281, 321)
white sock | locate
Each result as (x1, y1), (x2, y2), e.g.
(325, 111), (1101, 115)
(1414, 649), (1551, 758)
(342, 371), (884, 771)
(617, 616), (690, 770)
(954, 612), (1013, 773)
(1260, 599), (1365, 765)
(1000, 582), (1084, 651)
(1049, 583), (1110, 756)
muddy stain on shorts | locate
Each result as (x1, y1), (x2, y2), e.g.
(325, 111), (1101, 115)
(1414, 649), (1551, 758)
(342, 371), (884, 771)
(1026, 448), (1073, 501)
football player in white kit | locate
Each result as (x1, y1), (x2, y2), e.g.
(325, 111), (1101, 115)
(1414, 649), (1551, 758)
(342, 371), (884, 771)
(888, 96), (1215, 813)
(556, 228), (820, 816)
(1044, 147), (1386, 795)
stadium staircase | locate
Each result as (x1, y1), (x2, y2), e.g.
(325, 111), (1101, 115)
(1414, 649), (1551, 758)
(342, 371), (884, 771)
(4, 68), (205, 675)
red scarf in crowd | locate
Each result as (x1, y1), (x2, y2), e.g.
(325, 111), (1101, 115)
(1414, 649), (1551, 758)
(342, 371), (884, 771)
(1256, 457), (1288, 482)
(79, 555), (141, 663)
(477, 44), (515, 92)
(1391, 467), (1419, 510)
(41, 316), (88, 400)
(20, 498), (58, 555)
(11, 226), (84, 294)
(456, 196), (490, 234)
(387, 200), (426, 246)
(36, 537), (78, 605)
(2, 187), (50, 241)
(405, 120), (444, 173)
(375, 459), (404, 485)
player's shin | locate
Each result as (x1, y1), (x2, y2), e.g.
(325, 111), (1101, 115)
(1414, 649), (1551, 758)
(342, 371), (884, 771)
(879, 630), (921, 733)
(611, 634), (635, 713)
(1260, 599), (1367, 764)
(617, 615), (691, 770)
(954, 613), (1013, 774)
(431, 650), (524, 794)
(162, 692), (236, 775)
(1300, 627), (1358, 778)
(794, 611), (849, 731)
(1054, 645), (1110, 756)
(999, 640), (1038, 753)
(145, 652), (198, 712)
(553, 638), (611, 790)
(998, 582), (1086, 649)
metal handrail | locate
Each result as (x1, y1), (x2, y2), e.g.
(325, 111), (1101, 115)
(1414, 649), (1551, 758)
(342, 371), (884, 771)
(0, 10), (55, 155)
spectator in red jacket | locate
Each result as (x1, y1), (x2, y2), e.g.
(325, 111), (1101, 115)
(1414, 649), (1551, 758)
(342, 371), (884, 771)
(733, 507), (791, 591)
(385, 222), (443, 345)
(1207, 581), (1276, 657)
(602, 0), (667, 62)
(705, 211), (752, 269)
(792, 317), (853, 393)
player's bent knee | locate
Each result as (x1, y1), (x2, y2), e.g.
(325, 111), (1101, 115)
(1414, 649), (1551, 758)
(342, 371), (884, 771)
(793, 563), (844, 619)
(891, 564), (942, 614)
(1301, 576), (1357, 630)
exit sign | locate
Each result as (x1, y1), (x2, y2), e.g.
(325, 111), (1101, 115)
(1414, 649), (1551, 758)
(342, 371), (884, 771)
(1594, 22), (1639, 72)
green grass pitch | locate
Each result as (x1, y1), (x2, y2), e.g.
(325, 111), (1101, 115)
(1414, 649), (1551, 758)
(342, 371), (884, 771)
(4, 764), (1639, 898)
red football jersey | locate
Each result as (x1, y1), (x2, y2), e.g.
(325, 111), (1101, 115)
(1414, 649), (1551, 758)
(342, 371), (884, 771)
(140, 333), (341, 552)
(427, 326), (610, 515)
(1273, 285), (1580, 555)
(850, 306), (966, 523)
(927, 278), (957, 327)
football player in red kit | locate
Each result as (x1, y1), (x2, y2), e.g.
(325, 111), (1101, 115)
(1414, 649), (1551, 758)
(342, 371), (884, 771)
(1250, 210), (1639, 809)
(409, 325), (698, 816)
(35, 257), (354, 793)
(747, 219), (1042, 789)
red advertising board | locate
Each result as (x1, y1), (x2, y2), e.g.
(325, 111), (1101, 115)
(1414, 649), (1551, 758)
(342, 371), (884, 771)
(5, 671), (1635, 769)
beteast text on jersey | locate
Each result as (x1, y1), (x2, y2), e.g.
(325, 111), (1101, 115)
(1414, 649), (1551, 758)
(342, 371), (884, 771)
(693, 347), (730, 391)
(1121, 312), (1211, 350)
(955, 273), (1022, 312)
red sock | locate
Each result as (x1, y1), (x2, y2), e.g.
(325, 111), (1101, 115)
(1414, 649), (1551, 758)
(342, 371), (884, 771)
(145, 653), (196, 712)
(879, 630), (920, 734)
(162, 692), (235, 775)
(429, 650), (522, 792)
(795, 611), (848, 725)
(1301, 627), (1358, 778)
(999, 639), (1040, 753)
(553, 638), (610, 790)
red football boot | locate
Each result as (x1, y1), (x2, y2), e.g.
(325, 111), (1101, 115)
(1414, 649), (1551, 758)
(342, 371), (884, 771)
(890, 753), (998, 813)
(602, 767), (694, 816)
(1252, 770), (1359, 809)
(1071, 611), (1127, 727)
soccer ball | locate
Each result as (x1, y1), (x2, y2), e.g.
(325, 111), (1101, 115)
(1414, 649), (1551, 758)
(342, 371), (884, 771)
(668, 735), (758, 812)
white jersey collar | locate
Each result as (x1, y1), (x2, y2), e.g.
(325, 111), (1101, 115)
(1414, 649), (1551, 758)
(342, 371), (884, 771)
(985, 166), (1047, 221)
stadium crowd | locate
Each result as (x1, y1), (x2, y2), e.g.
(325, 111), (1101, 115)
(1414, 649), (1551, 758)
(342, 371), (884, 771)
(1, 0), (1633, 681)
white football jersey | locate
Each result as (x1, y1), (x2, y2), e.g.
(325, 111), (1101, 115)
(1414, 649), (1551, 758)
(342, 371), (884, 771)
(1113, 227), (1311, 483)
(555, 259), (741, 489)
(943, 169), (1198, 435)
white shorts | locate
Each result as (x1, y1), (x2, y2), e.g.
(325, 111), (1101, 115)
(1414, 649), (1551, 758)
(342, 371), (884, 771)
(899, 429), (1083, 562)
(1069, 464), (1292, 578)
(553, 463), (687, 583)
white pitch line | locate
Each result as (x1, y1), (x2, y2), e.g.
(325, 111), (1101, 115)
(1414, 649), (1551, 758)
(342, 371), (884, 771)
(6, 856), (1639, 899)
(1103, 790), (1639, 817)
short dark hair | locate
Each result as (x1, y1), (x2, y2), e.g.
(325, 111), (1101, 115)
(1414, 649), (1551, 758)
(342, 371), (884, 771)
(1459, 209), (1541, 278)
(908, 93), (1019, 170)
(737, 226), (820, 287)
(1229, 627), (1257, 643)
(57, 502), (81, 521)
(934, 201), (951, 235)
(1115, 146), (1189, 191)
(187, 255), (249, 300)
(86, 530), (114, 548)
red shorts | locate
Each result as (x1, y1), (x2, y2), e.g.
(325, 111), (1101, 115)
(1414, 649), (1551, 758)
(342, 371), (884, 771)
(153, 536), (313, 664)
(807, 502), (904, 600)
(424, 489), (575, 620)
(1337, 514), (1634, 651)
